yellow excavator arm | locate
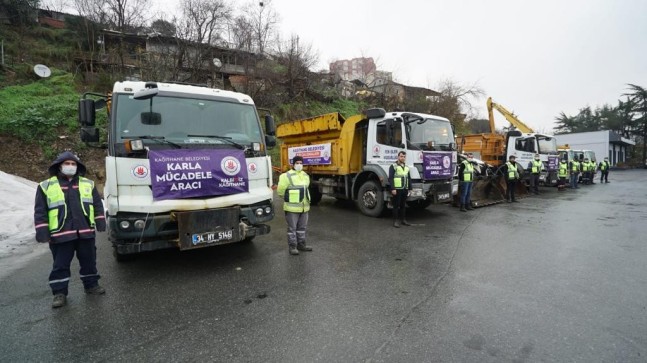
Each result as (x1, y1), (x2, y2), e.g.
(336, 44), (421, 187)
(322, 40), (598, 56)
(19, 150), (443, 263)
(487, 97), (534, 133)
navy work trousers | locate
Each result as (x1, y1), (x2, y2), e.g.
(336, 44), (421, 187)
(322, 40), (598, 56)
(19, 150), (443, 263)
(48, 238), (100, 295)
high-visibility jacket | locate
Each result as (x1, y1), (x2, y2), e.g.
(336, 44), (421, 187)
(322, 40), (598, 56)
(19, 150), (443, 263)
(277, 169), (310, 213)
(558, 162), (568, 177)
(599, 161), (610, 171)
(40, 176), (96, 232)
(391, 163), (410, 189)
(460, 160), (474, 182)
(570, 160), (580, 173)
(505, 162), (519, 180)
(530, 160), (543, 174)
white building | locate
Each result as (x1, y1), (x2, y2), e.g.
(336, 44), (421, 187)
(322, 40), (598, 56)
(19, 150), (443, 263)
(555, 130), (635, 165)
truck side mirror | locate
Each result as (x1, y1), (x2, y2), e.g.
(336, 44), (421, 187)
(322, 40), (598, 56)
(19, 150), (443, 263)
(265, 115), (276, 136)
(141, 112), (162, 125)
(449, 142), (456, 151)
(265, 135), (276, 148)
(79, 99), (96, 126)
(80, 127), (99, 143)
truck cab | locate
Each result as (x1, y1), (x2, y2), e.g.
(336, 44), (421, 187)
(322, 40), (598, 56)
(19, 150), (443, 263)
(79, 81), (276, 260)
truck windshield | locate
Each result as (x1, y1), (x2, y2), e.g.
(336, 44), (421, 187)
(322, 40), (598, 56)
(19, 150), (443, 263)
(114, 94), (263, 148)
(406, 118), (454, 151)
(537, 136), (558, 154)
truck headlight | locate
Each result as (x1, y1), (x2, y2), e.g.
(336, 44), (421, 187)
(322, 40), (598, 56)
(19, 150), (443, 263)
(119, 220), (131, 230)
(255, 208), (264, 216)
(264, 206), (272, 214)
(134, 220), (146, 230)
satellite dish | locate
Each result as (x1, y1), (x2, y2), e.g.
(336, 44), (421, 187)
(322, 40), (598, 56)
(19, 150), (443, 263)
(34, 64), (52, 78)
(212, 58), (222, 68)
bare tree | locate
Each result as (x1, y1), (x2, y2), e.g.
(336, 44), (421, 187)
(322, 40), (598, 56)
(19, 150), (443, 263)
(239, 0), (279, 55)
(103, 0), (151, 32)
(428, 79), (485, 134)
(275, 34), (319, 99)
(174, 0), (232, 83)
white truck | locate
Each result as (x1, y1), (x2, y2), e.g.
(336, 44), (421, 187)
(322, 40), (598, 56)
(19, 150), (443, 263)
(79, 81), (276, 261)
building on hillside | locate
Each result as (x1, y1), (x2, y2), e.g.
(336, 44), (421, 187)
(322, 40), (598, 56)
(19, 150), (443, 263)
(554, 130), (635, 165)
(76, 29), (263, 90)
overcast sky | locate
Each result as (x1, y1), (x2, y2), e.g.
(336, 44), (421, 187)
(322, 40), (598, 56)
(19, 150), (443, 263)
(53, 0), (647, 132)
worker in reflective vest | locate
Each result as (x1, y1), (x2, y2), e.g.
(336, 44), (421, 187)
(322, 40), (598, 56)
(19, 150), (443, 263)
(598, 157), (611, 183)
(581, 158), (592, 185)
(557, 158), (569, 191)
(526, 153), (544, 195)
(458, 153), (475, 212)
(389, 151), (412, 227)
(502, 155), (520, 202)
(34, 151), (106, 308)
(589, 159), (597, 184)
(277, 155), (312, 255)
(569, 158), (581, 189)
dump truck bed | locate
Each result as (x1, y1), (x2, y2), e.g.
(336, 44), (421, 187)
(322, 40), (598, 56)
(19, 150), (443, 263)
(277, 112), (365, 175)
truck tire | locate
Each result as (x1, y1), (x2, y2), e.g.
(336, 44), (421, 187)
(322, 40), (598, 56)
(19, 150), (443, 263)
(309, 185), (322, 205)
(356, 180), (385, 217)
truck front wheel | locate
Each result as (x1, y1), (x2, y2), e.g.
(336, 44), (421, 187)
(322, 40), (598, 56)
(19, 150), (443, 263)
(357, 180), (385, 217)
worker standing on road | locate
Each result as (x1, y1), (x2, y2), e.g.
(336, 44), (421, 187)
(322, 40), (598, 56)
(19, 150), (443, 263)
(569, 157), (581, 189)
(389, 151), (412, 227)
(502, 155), (520, 203)
(527, 153), (544, 195)
(458, 153), (475, 212)
(277, 155), (313, 256)
(34, 151), (106, 309)
(557, 158), (569, 191)
(599, 157), (611, 183)
(581, 157), (592, 185)
(589, 158), (597, 184)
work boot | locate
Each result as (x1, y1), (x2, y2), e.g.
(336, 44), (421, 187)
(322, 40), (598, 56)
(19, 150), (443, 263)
(297, 243), (313, 252)
(85, 285), (106, 295)
(393, 220), (401, 228)
(512, 199), (519, 203)
(52, 294), (67, 308)
(289, 247), (299, 255)
(401, 220), (412, 226)
(460, 204), (466, 212)
(466, 203), (474, 210)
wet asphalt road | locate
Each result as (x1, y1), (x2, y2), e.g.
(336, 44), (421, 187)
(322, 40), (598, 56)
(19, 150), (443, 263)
(1, 170), (646, 362)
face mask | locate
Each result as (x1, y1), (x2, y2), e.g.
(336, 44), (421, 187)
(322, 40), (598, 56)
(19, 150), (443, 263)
(467, 157), (473, 161)
(534, 158), (540, 161)
(294, 164), (303, 172)
(61, 165), (77, 176)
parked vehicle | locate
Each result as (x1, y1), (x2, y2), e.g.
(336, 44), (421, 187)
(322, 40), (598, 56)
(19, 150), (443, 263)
(78, 81), (276, 260)
(276, 108), (457, 217)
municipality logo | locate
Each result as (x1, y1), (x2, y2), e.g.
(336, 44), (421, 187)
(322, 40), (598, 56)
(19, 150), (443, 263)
(221, 157), (241, 176)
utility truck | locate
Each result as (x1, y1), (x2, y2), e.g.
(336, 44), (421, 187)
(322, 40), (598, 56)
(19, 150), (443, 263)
(456, 97), (560, 205)
(276, 108), (457, 217)
(78, 81), (277, 261)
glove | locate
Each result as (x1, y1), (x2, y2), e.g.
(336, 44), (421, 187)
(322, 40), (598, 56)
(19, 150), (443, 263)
(95, 218), (107, 232)
(35, 229), (50, 243)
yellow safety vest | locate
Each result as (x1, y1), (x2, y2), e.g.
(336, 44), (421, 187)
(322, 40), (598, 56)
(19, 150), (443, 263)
(392, 163), (410, 189)
(39, 176), (95, 232)
(506, 162), (519, 180)
(278, 170), (310, 213)
(461, 160), (474, 182)
(531, 160), (543, 174)
(600, 161), (609, 171)
(571, 161), (580, 172)
(558, 162), (568, 177)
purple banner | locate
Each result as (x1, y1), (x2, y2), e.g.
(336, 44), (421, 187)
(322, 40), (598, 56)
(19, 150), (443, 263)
(149, 149), (248, 201)
(423, 152), (453, 179)
(548, 156), (559, 171)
